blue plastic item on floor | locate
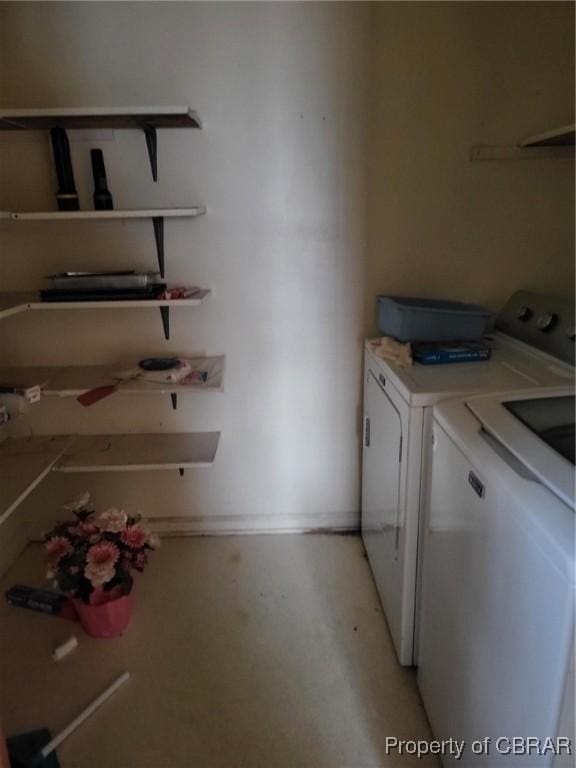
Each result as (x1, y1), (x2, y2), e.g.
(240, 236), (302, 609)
(377, 295), (492, 342)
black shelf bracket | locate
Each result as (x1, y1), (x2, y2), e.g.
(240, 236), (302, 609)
(179, 468), (185, 477)
(159, 306), (170, 340)
(170, 392), (178, 410)
(152, 216), (165, 277)
(143, 125), (158, 181)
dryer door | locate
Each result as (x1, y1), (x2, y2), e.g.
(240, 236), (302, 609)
(362, 369), (404, 651)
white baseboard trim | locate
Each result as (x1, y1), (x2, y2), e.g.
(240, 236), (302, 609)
(147, 512), (360, 537)
(27, 514), (360, 542)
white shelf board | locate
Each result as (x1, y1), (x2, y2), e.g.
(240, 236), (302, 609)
(0, 366), (54, 391)
(31, 290), (210, 310)
(0, 106), (201, 130)
(519, 123), (575, 147)
(0, 294), (30, 320)
(0, 436), (72, 526)
(9, 207), (206, 221)
(0, 290), (210, 315)
(0, 356), (225, 397)
(54, 432), (220, 472)
(470, 144), (574, 161)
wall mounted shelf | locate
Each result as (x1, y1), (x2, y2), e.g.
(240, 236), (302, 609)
(0, 106), (202, 180)
(0, 435), (72, 526)
(470, 123), (575, 161)
(0, 430), (219, 525)
(54, 432), (220, 473)
(0, 357), (224, 396)
(2, 207), (207, 277)
(0, 104), (221, 534)
(470, 145), (574, 161)
(519, 124), (575, 147)
(0, 289), (210, 340)
(0, 294), (31, 320)
(0, 356), (225, 410)
(8, 207), (205, 221)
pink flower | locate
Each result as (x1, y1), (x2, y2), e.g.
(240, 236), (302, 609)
(84, 541), (120, 587)
(86, 541), (120, 568)
(45, 536), (73, 562)
(84, 562), (115, 587)
(92, 507), (128, 533)
(121, 525), (147, 549)
(136, 522), (160, 549)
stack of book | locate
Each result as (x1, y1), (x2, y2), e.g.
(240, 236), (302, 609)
(411, 341), (491, 365)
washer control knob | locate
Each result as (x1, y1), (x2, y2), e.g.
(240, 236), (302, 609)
(516, 305), (532, 322)
(536, 312), (557, 332)
(566, 324), (576, 341)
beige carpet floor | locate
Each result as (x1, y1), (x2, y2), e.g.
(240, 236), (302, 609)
(0, 535), (439, 768)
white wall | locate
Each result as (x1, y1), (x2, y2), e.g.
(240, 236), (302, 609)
(0, 2), (371, 536)
(0, 2), (573, 550)
(365, 1), (575, 333)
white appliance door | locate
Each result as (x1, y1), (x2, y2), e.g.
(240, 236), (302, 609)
(418, 421), (574, 767)
(362, 369), (404, 656)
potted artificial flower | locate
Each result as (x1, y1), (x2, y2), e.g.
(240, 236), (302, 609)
(44, 492), (159, 638)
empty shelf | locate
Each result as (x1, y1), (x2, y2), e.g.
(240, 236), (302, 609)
(0, 436), (72, 525)
(54, 432), (220, 472)
(519, 124), (575, 147)
(9, 207), (206, 221)
(0, 106), (201, 130)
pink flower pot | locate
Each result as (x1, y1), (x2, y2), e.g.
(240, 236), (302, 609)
(73, 592), (133, 638)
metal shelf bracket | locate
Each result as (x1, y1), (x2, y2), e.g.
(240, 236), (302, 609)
(143, 125), (158, 181)
(159, 306), (170, 340)
(152, 216), (165, 277)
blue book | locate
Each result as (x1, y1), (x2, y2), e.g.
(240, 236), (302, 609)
(412, 341), (491, 365)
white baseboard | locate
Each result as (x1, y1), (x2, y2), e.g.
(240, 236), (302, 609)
(26, 513), (360, 542)
(147, 512), (360, 537)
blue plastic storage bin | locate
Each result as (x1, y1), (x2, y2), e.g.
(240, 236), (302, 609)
(377, 296), (492, 343)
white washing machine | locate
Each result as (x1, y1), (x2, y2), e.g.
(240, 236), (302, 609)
(417, 388), (574, 767)
(361, 290), (574, 665)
